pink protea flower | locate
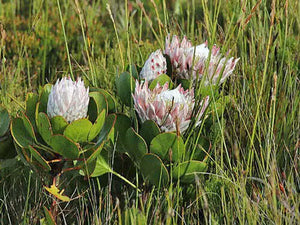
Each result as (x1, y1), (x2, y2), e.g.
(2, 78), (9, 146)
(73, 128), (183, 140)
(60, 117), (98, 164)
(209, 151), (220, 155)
(133, 80), (209, 133)
(164, 34), (239, 85)
(140, 49), (167, 81)
(47, 77), (90, 123)
(164, 34), (193, 76)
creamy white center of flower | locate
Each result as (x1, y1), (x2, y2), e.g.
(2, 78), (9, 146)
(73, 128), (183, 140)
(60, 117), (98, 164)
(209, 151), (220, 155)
(156, 89), (186, 104)
(187, 43), (209, 59)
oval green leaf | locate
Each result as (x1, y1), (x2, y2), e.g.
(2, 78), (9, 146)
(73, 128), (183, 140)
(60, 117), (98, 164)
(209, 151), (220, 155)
(98, 89), (116, 113)
(140, 120), (161, 146)
(25, 93), (39, 130)
(37, 112), (53, 145)
(64, 119), (93, 143)
(115, 113), (132, 153)
(95, 114), (116, 147)
(88, 109), (106, 141)
(90, 151), (112, 177)
(172, 160), (207, 183)
(50, 116), (68, 134)
(150, 132), (185, 162)
(38, 84), (52, 114)
(49, 135), (79, 159)
(89, 92), (108, 117)
(125, 128), (147, 166)
(140, 153), (169, 187)
(116, 72), (135, 106)
(11, 115), (36, 148)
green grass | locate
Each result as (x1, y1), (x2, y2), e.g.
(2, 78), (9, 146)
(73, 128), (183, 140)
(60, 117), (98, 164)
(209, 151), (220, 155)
(0, 0), (299, 224)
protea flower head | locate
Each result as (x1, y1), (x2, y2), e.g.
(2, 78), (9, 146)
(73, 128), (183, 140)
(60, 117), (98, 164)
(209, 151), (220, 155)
(186, 44), (240, 85)
(164, 34), (239, 85)
(133, 80), (209, 133)
(140, 49), (167, 81)
(164, 34), (193, 76)
(47, 77), (90, 123)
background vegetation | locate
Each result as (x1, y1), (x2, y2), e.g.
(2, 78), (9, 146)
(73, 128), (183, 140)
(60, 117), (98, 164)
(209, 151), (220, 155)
(0, 0), (299, 224)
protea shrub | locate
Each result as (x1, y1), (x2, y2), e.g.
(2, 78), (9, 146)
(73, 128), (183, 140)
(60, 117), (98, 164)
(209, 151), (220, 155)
(10, 76), (116, 180)
(115, 70), (211, 186)
(114, 33), (240, 187)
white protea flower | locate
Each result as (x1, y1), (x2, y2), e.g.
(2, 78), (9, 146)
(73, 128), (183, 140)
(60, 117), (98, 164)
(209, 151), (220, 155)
(47, 77), (90, 123)
(187, 45), (240, 85)
(133, 80), (209, 133)
(164, 34), (239, 85)
(140, 49), (167, 81)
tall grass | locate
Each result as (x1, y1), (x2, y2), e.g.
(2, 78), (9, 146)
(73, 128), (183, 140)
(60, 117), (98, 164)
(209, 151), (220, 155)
(0, 0), (299, 224)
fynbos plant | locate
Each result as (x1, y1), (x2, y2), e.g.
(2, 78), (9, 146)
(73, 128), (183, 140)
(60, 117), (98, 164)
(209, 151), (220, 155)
(10, 77), (118, 221)
(115, 34), (239, 187)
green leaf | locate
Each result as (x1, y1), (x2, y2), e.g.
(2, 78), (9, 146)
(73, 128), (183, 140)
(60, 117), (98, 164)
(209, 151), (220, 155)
(95, 114), (116, 148)
(98, 89), (116, 113)
(64, 119), (92, 143)
(0, 105), (10, 137)
(149, 74), (173, 90)
(140, 153), (169, 187)
(39, 84), (52, 114)
(150, 133), (185, 162)
(25, 93), (39, 130)
(90, 151), (112, 177)
(11, 115), (36, 148)
(116, 72), (135, 106)
(140, 120), (161, 146)
(28, 145), (51, 171)
(172, 160), (207, 183)
(125, 128), (147, 166)
(50, 116), (68, 134)
(85, 142), (105, 165)
(89, 92), (108, 116)
(85, 114), (116, 164)
(49, 135), (79, 159)
(114, 114), (132, 153)
(37, 112), (53, 145)
(88, 109), (106, 141)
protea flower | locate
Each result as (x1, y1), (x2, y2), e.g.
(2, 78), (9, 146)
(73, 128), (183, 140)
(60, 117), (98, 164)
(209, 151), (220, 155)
(133, 80), (209, 133)
(164, 34), (193, 76)
(47, 77), (90, 123)
(186, 44), (239, 85)
(164, 34), (239, 85)
(140, 49), (167, 81)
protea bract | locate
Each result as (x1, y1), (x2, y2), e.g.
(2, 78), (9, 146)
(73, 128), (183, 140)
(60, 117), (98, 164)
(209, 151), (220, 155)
(133, 80), (209, 133)
(47, 77), (90, 123)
